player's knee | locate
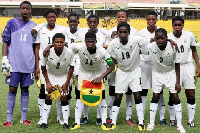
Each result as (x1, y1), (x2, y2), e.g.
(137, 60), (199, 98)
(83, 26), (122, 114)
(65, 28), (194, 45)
(125, 87), (132, 95)
(9, 86), (17, 94)
(151, 94), (160, 103)
(40, 85), (45, 95)
(61, 101), (68, 106)
(21, 87), (29, 92)
(135, 98), (142, 104)
(171, 94), (180, 104)
(168, 95), (174, 106)
(102, 90), (105, 99)
(109, 87), (115, 96)
(187, 98), (195, 105)
(141, 89), (148, 96)
(113, 100), (121, 107)
(45, 99), (52, 105)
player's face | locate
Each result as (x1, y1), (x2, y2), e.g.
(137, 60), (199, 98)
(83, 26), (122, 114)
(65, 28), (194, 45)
(118, 26), (129, 42)
(155, 32), (167, 49)
(20, 4), (31, 18)
(53, 38), (65, 53)
(46, 13), (56, 26)
(85, 38), (96, 51)
(146, 15), (157, 27)
(117, 12), (128, 24)
(87, 17), (99, 32)
(68, 16), (79, 31)
(172, 20), (184, 34)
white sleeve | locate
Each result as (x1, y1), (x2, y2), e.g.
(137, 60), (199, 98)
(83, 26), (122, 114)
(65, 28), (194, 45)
(33, 23), (46, 32)
(68, 43), (82, 53)
(137, 36), (150, 48)
(41, 55), (48, 66)
(99, 28), (110, 38)
(190, 32), (196, 46)
(69, 52), (76, 67)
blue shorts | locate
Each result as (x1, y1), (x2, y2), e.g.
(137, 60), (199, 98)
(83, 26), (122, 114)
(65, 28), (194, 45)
(5, 72), (34, 87)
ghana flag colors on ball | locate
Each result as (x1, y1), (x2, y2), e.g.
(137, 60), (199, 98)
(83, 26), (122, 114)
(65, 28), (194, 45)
(80, 80), (103, 106)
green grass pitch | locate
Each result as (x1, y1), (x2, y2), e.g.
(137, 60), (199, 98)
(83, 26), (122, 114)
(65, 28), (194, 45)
(0, 44), (200, 133)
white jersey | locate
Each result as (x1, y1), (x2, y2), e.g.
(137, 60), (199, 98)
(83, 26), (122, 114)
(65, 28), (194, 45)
(107, 36), (149, 71)
(65, 27), (83, 44)
(34, 23), (68, 58)
(168, 30), (196, 64)
(81, 28), (106, 47)
(138, 26), (160, 62)
(41, 47), (75, 75)
(148, 41), (179, 72)
(69, 43), (110, 71)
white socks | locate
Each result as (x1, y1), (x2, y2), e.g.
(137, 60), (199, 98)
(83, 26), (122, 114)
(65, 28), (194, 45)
(158, 93), (165, 120)
(38, 98), (45, 117)
(149, 103), (158, 125)
(42, 104), (51, 124)
(126, 94), (133, 120)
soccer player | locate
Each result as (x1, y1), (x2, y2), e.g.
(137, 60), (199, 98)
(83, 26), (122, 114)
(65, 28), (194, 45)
(2, 1), (36, 127)
(33, 8), (68, 125)
(65, 13), (83, 120)
(168, 16), (200, 127)
(39, 33), (74, 129)
(107, 22), (150, 131)
(145, 28), (186, 133)
(80, 14), (108, 125)
(138, 11), (166, 125)
(69, 31), (115, 130)
(106, 9), (138, 126)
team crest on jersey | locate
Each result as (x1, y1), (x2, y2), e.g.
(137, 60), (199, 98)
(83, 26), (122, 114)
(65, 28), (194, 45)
(94, 57), (97, 61)
(80, 80), (103, 106)
(184, 38), (187, 43)
(167, 53), (171, 58)
(63, 58), (66, 62)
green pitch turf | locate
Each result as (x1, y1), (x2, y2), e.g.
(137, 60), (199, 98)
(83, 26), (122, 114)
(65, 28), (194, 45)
(0, 44), (200, 133)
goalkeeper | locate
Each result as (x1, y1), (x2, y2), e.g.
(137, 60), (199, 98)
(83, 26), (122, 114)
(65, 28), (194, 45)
(39, 33), (75, 129)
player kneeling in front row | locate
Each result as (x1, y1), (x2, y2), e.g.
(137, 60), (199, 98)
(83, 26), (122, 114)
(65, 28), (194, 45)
(69, 32), (115, 130)
(39, 33), (75, 129)
(145, 28), (186, 133)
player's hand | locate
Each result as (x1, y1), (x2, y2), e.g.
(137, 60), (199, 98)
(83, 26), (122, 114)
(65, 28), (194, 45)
(60, 84), (68, 100)
(175, 82), (181, 93)
(34, 67), (40, 80)
(31, 29), (37, 36)
(43, 45), (51, 57)
(168, 39), (178, 51)
(46, 82), (53, 94)
(112, 58), (118, 64)
(92, 77), (102, 84)
(1, 56), (13, 77)
(111, 31), (118, 39)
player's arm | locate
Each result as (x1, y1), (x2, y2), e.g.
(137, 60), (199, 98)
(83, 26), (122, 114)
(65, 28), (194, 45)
(1, 20), (13, 77)
(92, 57), (115, 84)
(62, 66), (74, 95)
(191, 46), (200, 75)
(34, 43), (40, 79)
(41, 56), (52, 94)
(175, 63), (181, 93)
(31, 23), (46, 36)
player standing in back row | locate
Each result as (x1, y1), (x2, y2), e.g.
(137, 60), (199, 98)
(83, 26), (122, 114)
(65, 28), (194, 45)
(138, 11), (166, 125)
(2, 1), (36, 127)
(168, 16), (200, 127)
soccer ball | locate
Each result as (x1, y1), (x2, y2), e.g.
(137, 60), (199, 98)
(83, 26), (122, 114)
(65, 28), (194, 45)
(1, 62), (12, 77)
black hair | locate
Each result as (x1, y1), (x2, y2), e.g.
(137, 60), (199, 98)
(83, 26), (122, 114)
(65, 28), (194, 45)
(146, 11), (158, 17)
(20, 1), (32, 9)
(87, 14), (99, 22)
(117, 22), (130, 34)
(172, 16), (184, 25)
(155, 28), (168, 38)
(44, 8), (57, 18)
(68, 13), (79, 20)
(85, 32), (96, 39)
(52, 33), (65, 42)
(117, 9), (128, 18)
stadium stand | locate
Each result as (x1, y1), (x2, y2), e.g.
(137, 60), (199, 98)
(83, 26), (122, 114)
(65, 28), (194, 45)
(1, 17), (200, 39)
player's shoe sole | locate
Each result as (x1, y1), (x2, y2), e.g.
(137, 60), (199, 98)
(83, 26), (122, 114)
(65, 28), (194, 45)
(101, 123), (110, 131)
(110, 123), (116, 130)
(71, 123), (80, 130)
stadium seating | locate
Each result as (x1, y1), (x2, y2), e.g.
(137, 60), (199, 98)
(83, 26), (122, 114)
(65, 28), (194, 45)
(0, 17), (200, 42)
